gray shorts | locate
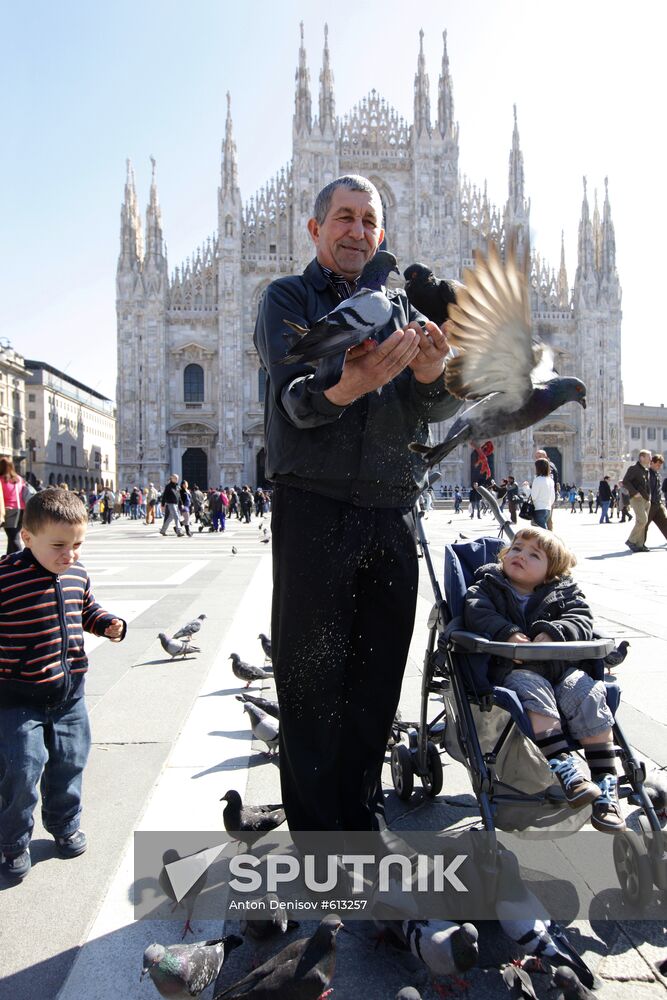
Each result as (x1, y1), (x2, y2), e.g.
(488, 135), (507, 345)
(504, 667), (614, 738)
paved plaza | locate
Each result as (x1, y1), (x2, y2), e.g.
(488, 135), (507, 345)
(0, 506), (666, 999)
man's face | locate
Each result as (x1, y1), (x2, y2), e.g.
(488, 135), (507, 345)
(21, 521), (87, 576)
(639, 454), (651, 468)
(307, 188), (384, 280)
(650, 460), (664, 472)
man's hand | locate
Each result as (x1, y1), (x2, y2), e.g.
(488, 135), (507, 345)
(323, 325), (420, 407)
(105, 618), (124, 642)
(409, 319), (450, 383)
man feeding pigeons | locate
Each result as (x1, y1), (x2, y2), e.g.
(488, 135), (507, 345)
(254, 174), (459, 831)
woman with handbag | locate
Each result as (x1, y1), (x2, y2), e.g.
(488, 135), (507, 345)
(530, 458), (556, 531)
(0, 457), (28, 553)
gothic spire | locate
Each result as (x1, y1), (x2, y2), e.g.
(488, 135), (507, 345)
(318, 23), (335, 134)
(221, 91), (239, 201)
(600, 177), (617, 278)
(575, 176), (595, 282)
(118, 158), (143, 270)
(437, 30), (454, 138)
(293, 21), (312, 136)
(558, 230), (569, 308)
(508, 105), (525, 212)
(144, 156), (165, 265)
(413, 29), (431, 138)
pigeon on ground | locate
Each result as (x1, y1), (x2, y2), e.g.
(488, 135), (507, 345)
(495, 850), (595, 988)
(236, 693), (280, 721)
(229, 653), (270, 688)
(158, 848), (210, 939)
(173, 614), (207, 642)
(643, 769), (667, 816)
(260, 536), (270, 544)
(408, 240), (587, 469)
(603, 640), (630, 668)
(277, 251), (401, 391)
(239, 894), (299, 939)
(220, 790), (286, 836)
(396, 989), (422, 1000)
(258, 633), (272, 662)
(243, 702), (280, 755)
(501, 964), (538, 999)
(656, 954), (667, 977)
(213, 914), (343, 999)
(552, 965), (596, 1000)
(231, 546), (238, 555)
(141, 935), (243, 998)
(402, 919), (478, 977)
(403, 262), (459, 326)
(159, 633), (201, 659)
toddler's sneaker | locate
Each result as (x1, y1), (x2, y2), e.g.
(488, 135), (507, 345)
(549, 755), (601, 808)
(591, 774), (627, 833)
(55, 830), (88, 857)
(2, 848), (31, 881)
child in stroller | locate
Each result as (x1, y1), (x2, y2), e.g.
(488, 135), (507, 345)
(463, 526), (625, 833)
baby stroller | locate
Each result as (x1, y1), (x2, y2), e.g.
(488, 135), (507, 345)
(197, 509), (214, 532)
(390, 485), (667, 909)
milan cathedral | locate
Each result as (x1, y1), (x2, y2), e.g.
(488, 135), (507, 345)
(116, 26), (623, 490)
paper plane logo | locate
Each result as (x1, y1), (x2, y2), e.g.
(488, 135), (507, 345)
(163, 844), (228, 902)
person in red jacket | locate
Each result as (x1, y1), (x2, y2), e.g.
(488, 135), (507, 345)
(0, 489), (126, 882)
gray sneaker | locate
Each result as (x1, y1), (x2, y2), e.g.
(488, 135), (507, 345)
(549, 755), (602, 809)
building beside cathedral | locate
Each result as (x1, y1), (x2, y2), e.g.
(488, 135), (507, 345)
(116, 26), (623, 491)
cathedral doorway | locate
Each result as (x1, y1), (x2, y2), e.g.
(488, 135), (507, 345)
(545, 447), (563, 486)
(182, 448), (208, 489)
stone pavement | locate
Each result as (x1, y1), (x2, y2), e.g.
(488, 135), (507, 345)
(0, 507), (666, 999)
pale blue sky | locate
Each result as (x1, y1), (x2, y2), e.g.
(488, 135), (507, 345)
(2, 0), (664, 404)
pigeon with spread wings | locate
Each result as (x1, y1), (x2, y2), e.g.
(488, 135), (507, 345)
(409, 241), (586, 469)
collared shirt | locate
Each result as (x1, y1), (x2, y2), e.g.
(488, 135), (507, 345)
(318, 262), (357, 302)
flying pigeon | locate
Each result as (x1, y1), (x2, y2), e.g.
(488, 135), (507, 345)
(552, 965), (597, 1000)
(501, 964), (538, 999)
(403, 262), (459, 326)
(239, 894), (299, 939)
(401, 919), (478, 977)
(396, 989), (422, 1000)
(220, 789), (285, 835)
(212, 914), (343, 1000)
(408, 240), (587, 469)
(277, 251), (401, 391)
(243, 702), (279, 755)
(258, 633), (272, 662)
(495, 850), (595, 988)
(141, 935), (243, 998)
(159, 633), (201, 659)
(173, 614), (207, 642)
(229, 653), (270, 688)
(604, 640), (630, 668)
(158, 848), (209, 939)
(236, 692), (280, 721)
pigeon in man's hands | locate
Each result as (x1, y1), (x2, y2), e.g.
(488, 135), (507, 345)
(403, 262), (459, 326)
(236, 692), (280, 720)
(220, 789), (285, 835)
(213, 914), (342, 1000)
(229, 653), (270, 687)
(409, 240), (587, 469)
(173, 614), (207, 642)
(243, 702), (279, 755)
(159, 633), (200, 659)
(278, 251), (401, 391)
(142, 935), (243, 998)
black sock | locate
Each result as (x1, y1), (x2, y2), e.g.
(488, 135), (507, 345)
(585, 743), (616, 780)
(536, 729), (570, 761)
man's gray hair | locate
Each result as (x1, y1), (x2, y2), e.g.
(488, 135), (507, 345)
(313, 175), (383, 226)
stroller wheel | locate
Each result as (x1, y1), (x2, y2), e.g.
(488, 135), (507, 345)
(421, 741), (444, 798)
(613, 830), (653, 909)
(391, 744), (414, 801)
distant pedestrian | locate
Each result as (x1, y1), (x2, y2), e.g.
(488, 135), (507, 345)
(568, 486), (577, 513)
(642, 454), (667, 547)
(587, 489), (595, 514)
(159, 474), (184, 537)
(145, 483), (158, 524)
(622, 450), (651, 552)
(454, 488), (462, 513)
(179, 481), (193, 537)
(506, 476), (519, 524)
(0, 457), (25, 553)
(534, 448), (556, 529)
(530, 458), (555, 530)
(598, 476), (612, 523)
(619, 482), (632, 522)
(469, 484), (481, 519)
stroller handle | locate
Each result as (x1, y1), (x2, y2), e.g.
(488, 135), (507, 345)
(449, 631), (615, 661)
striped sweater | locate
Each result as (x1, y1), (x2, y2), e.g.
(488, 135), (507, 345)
(0, 548), (126, 706)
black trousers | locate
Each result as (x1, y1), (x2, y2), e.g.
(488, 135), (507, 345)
(271, 484), (418, 832)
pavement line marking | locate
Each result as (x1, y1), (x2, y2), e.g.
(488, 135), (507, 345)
(93, 560), (210, 587)
(84, 600), (158, 655)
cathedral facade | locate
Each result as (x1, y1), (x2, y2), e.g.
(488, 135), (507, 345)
(116, 26), (623, 491)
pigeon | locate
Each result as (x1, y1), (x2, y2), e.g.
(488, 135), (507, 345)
(213, 914), (343, 999)
(396, 990), (422, 1000)
(495, 850), (595, 988)
(243, 702), (280, 755)
(220, 790), (285, 835)
(603, 640), (630, 668)
(402, 919), (478, 977)
(644, 769), (667, 816)
(408, 240), (587, 469)
(231, 546), (238, 555)
(552, 965), (596, 1000)
(403, 262), (460, 326)
(239, 894), (299, 939)
(229, 653), (270, 688)
(277, 251), (401, 391)
(258, 633), (272, 662)
(656, 954), (667, 977)
(159, 633), (201, 659)
(260, 537), (270, 544)
(236, 692), (280, 721)
(141, 935), (243, 998)
(501, 964), (538, 999)
(173, 614), (207, 642)
(158, 848), (210, 939)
